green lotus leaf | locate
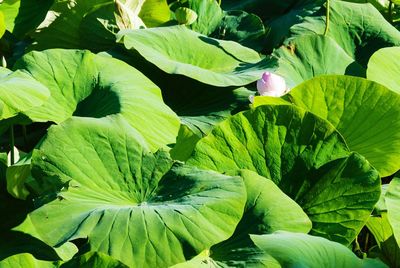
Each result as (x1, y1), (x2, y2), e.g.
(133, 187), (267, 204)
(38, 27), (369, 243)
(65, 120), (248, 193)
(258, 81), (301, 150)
(367, 213), (400, 267)
(251, 231), (388, 268)
(0, 254), (55, 268)
(289, 0), (400, 66)
(171, 169), (311, 268)
(187, 105), (381, 245)
(186, 0), (223, 35)
(30, 0), (170, 51)
(386, 177), (400, 246)
(272, 35), (365, 88)
(367, 47), (400, 94)
(0, 11), (5, 38)
(264, 2), (325, 52)
(170, 125), (201, 162)
(138, 0), (171, 28)
(211, 10), (266, 52)
(0, 189), (78, 262)
(0, 251), (129, 268)
(171, 248), (280, 268)
(264, 75), (400, 177)
(102, 50), (252, 145)
(0, 67), (50, 120)
(230, 169), (311, 236)
(13, 49), (179, 151)
(221, 0), (325, 20)
(28, 116), (246, 267)
(0, 0), (52, 38)
(6, 152), (32, 200)
(117, 26), (276, 87)
(175, 7), (198, 25)
(60, 252), (129, 268)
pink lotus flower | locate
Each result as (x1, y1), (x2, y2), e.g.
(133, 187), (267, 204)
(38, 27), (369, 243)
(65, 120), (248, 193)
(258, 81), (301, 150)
(249, 72), (288, 103)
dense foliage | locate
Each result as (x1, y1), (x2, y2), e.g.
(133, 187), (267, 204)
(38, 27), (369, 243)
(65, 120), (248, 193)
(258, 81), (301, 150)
(0, 0), (399, 267)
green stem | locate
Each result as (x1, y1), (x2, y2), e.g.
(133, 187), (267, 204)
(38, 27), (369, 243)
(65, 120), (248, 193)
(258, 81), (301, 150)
(389, 1), (394, 24)
(364, 232), (370, 253)
(324, 0), (330, 36)
(10, 125), (15, 165)
(22, 125), (28, 147)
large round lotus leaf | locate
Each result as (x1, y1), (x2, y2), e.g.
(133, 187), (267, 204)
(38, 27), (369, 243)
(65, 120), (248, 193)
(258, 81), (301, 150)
(103, 49), (254, 138)
(0, 0), (52, 38)
(274, 75), (400, 177)
(0, 11), (5, 38)
(0, 67), (50, 120)
(272, 35), (365, 88)
(187, 105), (381, 245)
(386, 177), (400, 246)
(0, 252), (129, 268)
(28, 116), (246, 267)
(211, 10), (266, 52)
(172, 169), (310, 267)
(171, 248), (280, 268)
(221, 0), (325, 20)
(230, 169), (311, 236)
(60, 252), (129, 268)
(0, 254), (55, 268)
(289, 0), (400, 66)
(367, 47), (400, 94)
(367, 213), (400, 268)
(251, 232), (388, 268)
(13, 49), (180, 151)
(187, 0), (223, 35)
(30, 0), (170, 51)
(117, 26), (275, 87)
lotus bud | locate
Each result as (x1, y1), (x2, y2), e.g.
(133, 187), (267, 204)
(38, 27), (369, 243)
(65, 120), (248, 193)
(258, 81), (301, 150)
(175, 7), (198, 25)
(257, 72), (287, 97)
(249, 72), (288, 103)
(1, 56), (6, 68)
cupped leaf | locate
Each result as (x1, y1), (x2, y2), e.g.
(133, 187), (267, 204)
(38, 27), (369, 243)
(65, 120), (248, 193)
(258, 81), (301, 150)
(262, 75), (400, 177)
(13, 49), (179, 151)
(0, 254), (55, 268)
(60, 252), (129, 268)
(211, 11), (266, 51)
(103, 48), (253, 141)
(117, 26), (275, 87)
(251, 231), (388, 268)
(171, 169), (310, 268)
(289, 0), (400, 66)
(28, 116), (246, 267)
(30, 0), (170, 51)
(0, 67), (50, 120)
(367, 46), (400, 94)
(272, 35), (365, 88)
(0, 11), (5, 38)
(0, 251), (129, 268)
(187, 105), (381, 245)
(231, 169), (311, 236)
(0, 0), (52, 38)
(6, 152), (32, 200)
(222, 0), (325, 20)
(171, 248), (280, 268)
(367, 213), (400, 267)
(186, 0), (223, 35)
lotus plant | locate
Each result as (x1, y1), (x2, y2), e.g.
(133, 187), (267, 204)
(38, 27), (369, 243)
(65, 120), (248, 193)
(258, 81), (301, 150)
(249, 72), (288, 102)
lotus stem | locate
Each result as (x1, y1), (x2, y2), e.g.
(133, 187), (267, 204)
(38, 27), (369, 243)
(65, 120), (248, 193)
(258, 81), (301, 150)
(324, 0), (330, 36)
(22, 125), (27, 147)
(10, 125), (14, 165)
